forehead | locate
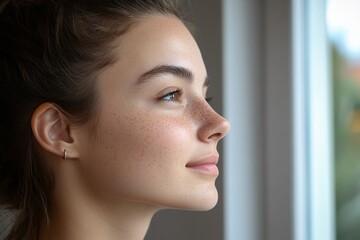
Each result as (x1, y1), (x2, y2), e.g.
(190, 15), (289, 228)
(112, 14), (207, 80)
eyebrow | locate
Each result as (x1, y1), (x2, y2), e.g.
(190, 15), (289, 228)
(136, 64), (209, 87)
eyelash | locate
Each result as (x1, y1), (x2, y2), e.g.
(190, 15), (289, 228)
(158, 88), (213, 103)
(160, 88), (184, 102)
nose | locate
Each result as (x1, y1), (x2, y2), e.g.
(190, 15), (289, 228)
(196, 102), (231, 143)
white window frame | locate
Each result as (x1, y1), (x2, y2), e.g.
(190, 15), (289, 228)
(293, 0), (335, 239)
(223, 0), (335, 239)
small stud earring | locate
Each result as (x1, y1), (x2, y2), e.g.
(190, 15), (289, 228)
(62, 149), (67, 160)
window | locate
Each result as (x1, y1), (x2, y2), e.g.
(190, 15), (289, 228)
(327, 0), (360, 238)
(293, 0), (335, 239)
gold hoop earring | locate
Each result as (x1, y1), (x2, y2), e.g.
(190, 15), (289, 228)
(62, 149), (67, 159)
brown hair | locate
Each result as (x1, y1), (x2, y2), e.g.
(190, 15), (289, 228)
(0, 0), (184, 239)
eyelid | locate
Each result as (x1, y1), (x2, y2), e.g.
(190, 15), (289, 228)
(158, 88), (184, 102)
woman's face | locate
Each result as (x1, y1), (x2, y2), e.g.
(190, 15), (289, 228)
(74, 14), (230, 211)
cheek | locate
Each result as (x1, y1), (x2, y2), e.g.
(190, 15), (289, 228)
(145, 122), (191, 158)
(80, 108), (194, 199)
(114, 112), (192, 166)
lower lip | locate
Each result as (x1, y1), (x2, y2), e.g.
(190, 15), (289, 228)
(186, 164), (219, 176)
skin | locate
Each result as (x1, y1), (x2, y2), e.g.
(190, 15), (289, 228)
(38, 14), (230, 240)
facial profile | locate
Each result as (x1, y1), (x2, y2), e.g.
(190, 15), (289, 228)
(57, 14), (230, 213)
(0, 1), (230, 239)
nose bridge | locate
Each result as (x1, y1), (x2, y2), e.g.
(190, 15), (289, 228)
(196, 99), (222, 122)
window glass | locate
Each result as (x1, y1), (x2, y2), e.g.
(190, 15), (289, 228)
(327, 0), (360, 238)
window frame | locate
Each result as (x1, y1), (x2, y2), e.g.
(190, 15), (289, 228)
(223, 0), (335, 239)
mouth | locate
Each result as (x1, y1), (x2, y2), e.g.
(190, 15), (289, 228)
(185, 154), (219, 176)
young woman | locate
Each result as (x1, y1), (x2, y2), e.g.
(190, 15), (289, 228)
(0, 0), (230, 239)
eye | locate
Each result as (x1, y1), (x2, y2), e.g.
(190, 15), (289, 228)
(160, 88), (184, 102)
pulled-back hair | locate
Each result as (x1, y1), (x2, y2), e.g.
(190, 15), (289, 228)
(0, 0), (183, 239)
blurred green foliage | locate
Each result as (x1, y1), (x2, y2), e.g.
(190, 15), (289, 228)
(333, 45), (360, 240)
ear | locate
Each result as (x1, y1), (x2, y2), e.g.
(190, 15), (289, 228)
(31, 103), (79, 159)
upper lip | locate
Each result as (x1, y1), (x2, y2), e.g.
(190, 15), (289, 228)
(185, 154), (219, 167)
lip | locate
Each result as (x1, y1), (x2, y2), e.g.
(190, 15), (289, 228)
(186, 154), (219, 176)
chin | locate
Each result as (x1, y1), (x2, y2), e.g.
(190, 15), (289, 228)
(194, 194), (219, 211)
(170, 188), (219, 211)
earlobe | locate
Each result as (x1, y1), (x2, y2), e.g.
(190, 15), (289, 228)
(31, 103), (78, 159)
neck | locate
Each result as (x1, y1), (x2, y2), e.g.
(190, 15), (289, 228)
(39, 157), (161, 240)
(40, 200), (158, 240)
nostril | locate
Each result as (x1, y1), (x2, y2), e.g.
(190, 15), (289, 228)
(198, 116), (231, 143)
(209, 132), (223, 140)
(215, 119), (231, 140)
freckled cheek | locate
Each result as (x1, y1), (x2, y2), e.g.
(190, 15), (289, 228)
(81, 113), (196, 198)
(97, 114), (194, 171)
(126, 120), (193, 167)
